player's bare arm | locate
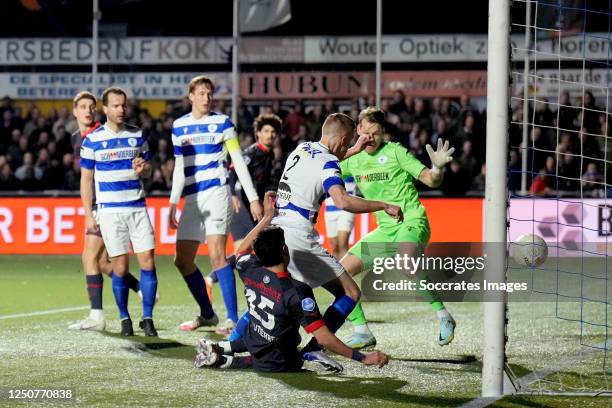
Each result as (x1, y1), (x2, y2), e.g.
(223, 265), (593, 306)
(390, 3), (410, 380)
(168, 154), (184, 229)
(234, 191), (277, 256)
(343, 133), (374, 160)
(327, 184), (403, 222)
(419, 138), (455, 188)
(80, 167), (97, 232)
(311, 324), (390, 368)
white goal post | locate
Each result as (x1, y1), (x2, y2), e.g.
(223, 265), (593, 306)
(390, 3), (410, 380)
(482, 0), (510, 398)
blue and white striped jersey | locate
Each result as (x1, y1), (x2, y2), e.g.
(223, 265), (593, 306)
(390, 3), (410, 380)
(80, 124), (149, 213)
(324, 176), (356, 212)
(274, 142), (345, 229)
(171, 112), (236, 203)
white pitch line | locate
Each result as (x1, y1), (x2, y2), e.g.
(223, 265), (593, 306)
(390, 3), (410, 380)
(0, 306), (89, 320)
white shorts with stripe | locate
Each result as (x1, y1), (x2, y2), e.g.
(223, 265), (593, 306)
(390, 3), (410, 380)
(276, 224), (346, 288)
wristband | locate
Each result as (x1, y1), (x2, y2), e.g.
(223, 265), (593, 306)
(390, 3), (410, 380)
(351, 350), (365, 362)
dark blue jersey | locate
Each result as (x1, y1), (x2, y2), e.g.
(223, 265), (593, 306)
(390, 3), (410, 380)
(235, 252), (325, 371)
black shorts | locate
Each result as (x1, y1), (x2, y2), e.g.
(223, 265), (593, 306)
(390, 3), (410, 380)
(232, 338), (303, 372)
(252, 347), (304, 372)
(230, 200), (256, 241)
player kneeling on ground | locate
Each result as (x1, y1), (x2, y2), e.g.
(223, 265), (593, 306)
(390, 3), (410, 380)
(194, 192), (389, 372)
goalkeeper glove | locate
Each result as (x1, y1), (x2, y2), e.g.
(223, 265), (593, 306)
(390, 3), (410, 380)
(426, 138), (455, 174)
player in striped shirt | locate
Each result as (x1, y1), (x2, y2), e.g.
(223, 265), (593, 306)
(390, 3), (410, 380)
(69, 91), (142, 332)
(169, 76), (263, 332)
(80, 87), (158, 337)
(324, 175), (357, 260)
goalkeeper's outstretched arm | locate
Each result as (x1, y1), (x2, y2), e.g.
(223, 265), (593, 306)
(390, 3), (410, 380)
(419, 138), (455, 188)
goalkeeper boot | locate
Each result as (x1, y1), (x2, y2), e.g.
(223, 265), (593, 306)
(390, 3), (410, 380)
(179, 313), (219, 331)
(438, 316), (456, 346)
(302, 350), (344, 374)
(346, 332), (377, 350)
(139, 318), (158, 337)
(68, 316), (105, 332)
(121, 318), (134, 336)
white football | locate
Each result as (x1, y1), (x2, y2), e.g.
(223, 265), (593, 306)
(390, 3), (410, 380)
(512, 234), (548, 267)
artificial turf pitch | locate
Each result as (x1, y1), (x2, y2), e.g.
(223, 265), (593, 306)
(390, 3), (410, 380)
(0, 255), (610, 407)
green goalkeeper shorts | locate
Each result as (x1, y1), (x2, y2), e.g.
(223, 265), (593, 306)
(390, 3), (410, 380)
(348, 221), (431, 272)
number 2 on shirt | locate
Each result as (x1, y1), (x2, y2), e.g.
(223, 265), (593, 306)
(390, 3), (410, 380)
(282, 155), (300, 181)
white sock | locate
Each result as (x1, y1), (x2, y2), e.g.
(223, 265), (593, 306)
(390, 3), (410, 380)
(218, 340), (232, 354)
(220, 355), (233, 369)
(354, 323), (372, 336)
(436, 308), (451, 320)
(89, 309), (104, 321)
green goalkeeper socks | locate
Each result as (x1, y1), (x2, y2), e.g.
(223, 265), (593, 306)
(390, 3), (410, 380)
(348, 302), (367, 326)
(431, 300), (445, 312)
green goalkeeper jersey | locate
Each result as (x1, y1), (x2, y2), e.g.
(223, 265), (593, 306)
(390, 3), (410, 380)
(340, 142), (428, 229)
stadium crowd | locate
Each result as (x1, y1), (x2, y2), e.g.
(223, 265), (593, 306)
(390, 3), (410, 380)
(0, 92), (484, 196)
(0, 89), (605, 197)
(510, 90), (609, 197)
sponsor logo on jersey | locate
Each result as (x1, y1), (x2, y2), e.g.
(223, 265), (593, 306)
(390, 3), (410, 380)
(357, 172), (390, 182)
(181, 134), (218, 145)
(301, 297), (315, 312)
(99, 148), (139, 161)
(243, 277), (282, 301)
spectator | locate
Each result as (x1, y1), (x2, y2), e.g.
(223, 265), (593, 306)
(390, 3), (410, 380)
(578, 127), (602, 161)
(558, 153), (580, 191)
(62, 158), (80, 190)
(534, 98), (554, 128)
(5, 129), (23, 167)
(431, 118), (449, 147)
(440, 160), (471, 197)
(582, 91), (600, 134)
(582, 162), (603, 195)
(0, 162), (19, 190)
(413, 98), (432, 133)
(283, 101), (307, 138)
(455, 113), (476, 147)
(528, 127), (551, 174)
(306, 104), (325, 139)
(389, 90), (408, 116)
(35, 147), (51, 175)
(529, 169), (553, 196)
(557, 90), (576, 131)
(472, 163), (486, 191)
(458, 140), (479, 179)
(15, 152), (43, 181)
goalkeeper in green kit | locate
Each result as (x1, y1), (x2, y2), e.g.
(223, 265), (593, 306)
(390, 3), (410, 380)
(339, 107), (456, 349)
